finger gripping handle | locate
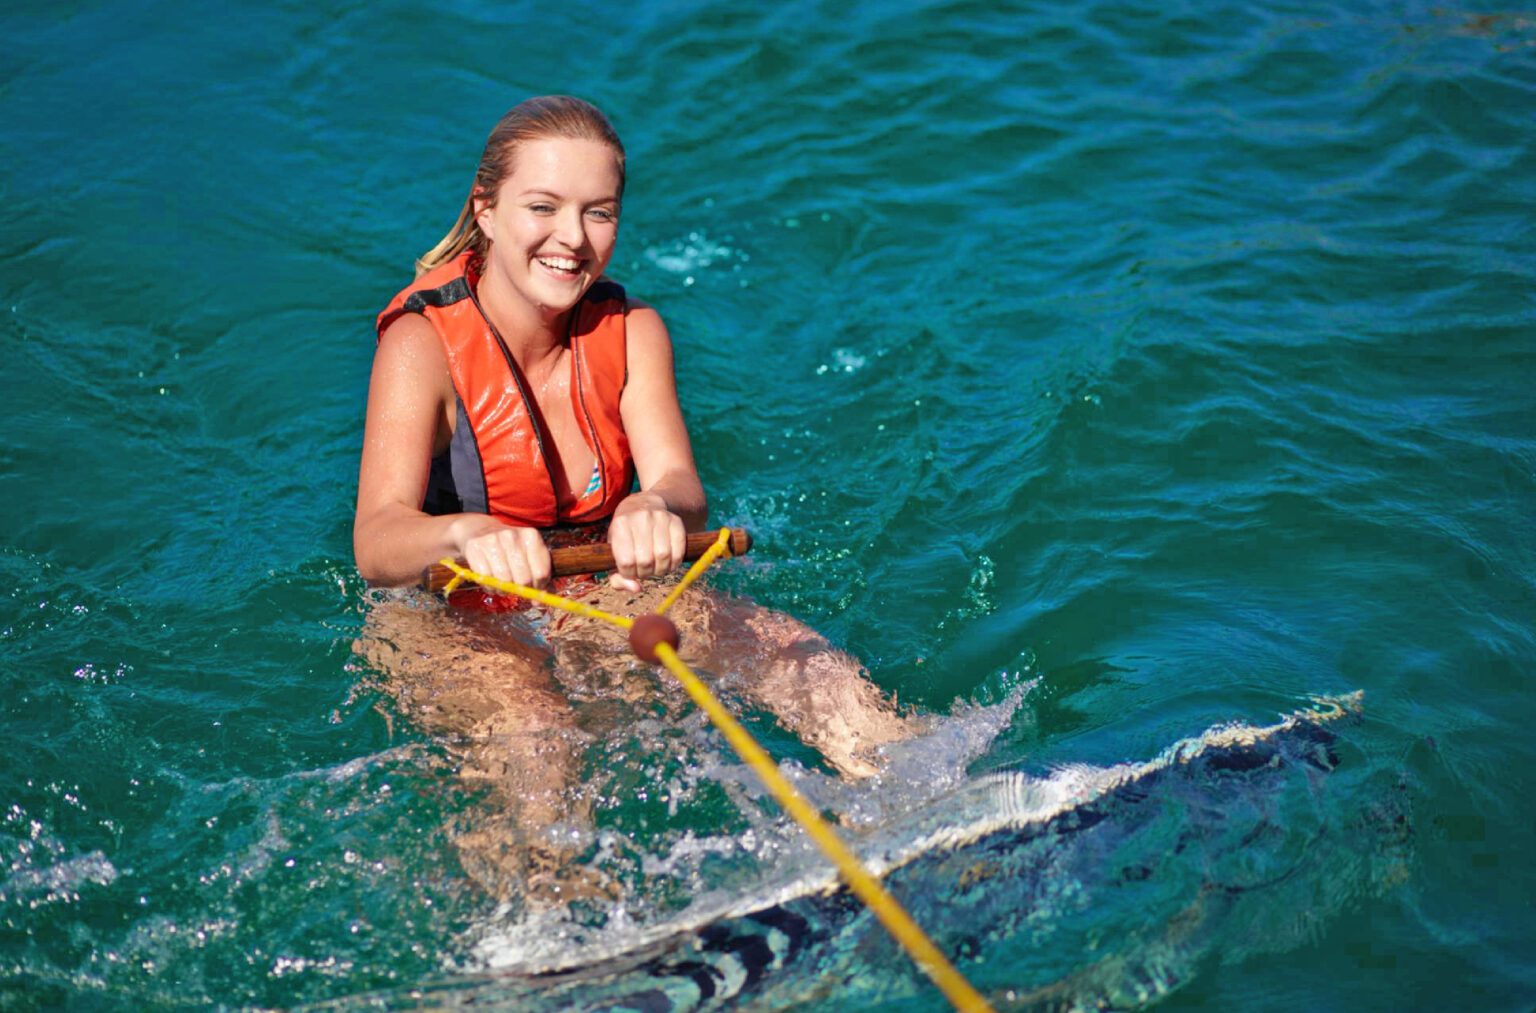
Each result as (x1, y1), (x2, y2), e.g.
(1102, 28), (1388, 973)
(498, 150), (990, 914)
(421, 527), (752, 592)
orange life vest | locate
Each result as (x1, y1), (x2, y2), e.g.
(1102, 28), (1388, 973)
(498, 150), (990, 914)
(375, 251), (634, 529)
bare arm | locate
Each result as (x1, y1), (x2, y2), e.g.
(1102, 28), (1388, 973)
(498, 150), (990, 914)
(353, 315), (549, 587)
(607, 301), (707, 589)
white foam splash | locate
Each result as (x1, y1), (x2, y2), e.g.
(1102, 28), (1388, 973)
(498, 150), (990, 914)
(642, 232), (737, 276)
(466, 691), (1362, 976)
(466, 685), (1032, 972)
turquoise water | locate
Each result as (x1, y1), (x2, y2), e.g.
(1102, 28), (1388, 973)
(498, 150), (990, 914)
(3, 1), (1533, 1008)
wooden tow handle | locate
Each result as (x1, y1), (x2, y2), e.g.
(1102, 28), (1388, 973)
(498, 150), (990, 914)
(421, 527), (753, 593)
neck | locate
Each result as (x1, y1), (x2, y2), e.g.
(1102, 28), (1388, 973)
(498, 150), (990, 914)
(473, 263), (571, 367)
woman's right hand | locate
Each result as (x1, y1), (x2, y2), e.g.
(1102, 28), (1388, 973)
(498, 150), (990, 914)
(458, 519), (553, 588)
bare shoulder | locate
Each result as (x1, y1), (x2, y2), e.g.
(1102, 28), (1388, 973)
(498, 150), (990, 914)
(378, 311), (445, 357)
(625, 297), (672, 356)
(372, 312), (453, 403)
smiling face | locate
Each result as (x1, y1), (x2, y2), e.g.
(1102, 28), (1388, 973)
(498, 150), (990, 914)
(473, 136), (623, 322)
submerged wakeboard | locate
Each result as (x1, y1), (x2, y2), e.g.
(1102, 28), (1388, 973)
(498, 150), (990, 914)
(440, 693), (1375, 1011)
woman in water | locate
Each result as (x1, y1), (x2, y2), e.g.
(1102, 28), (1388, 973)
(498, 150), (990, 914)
(353, 96), (912, 903)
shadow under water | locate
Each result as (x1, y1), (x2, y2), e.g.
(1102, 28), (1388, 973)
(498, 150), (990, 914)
(321, 692), (1408, 1011)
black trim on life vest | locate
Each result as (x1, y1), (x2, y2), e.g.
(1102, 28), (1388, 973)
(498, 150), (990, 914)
(423, 397), (490, 516)
(401, 276), (472, 314)
(466, 284), (561, 510)
(452, 395), (490, 515)
(586, 279), (624, 304)
(568, 289), (608, 513)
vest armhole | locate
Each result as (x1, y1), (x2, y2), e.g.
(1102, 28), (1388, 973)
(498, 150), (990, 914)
(449, 394), (490, 516)
(376, 306), (418, 342)
(376, 306), (444, 349)
(619, 291), (641, 391)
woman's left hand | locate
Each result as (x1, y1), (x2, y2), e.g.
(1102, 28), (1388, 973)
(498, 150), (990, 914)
(607, 492), (687, 592)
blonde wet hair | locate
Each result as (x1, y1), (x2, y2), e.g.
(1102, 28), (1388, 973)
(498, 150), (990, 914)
(416, 95), (626, 277)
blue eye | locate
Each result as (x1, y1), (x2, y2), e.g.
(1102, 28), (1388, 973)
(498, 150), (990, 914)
(528, 202), (555, 214)
(587, 208), (617, 223)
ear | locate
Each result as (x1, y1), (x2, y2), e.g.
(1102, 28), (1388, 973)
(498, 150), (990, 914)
(472, 191), (496, 242)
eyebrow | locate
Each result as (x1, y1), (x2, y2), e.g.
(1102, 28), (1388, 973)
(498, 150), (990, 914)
(517, 189), (619, 203)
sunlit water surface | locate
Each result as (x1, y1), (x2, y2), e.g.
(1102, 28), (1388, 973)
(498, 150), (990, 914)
(2, 1), (1533, 1009)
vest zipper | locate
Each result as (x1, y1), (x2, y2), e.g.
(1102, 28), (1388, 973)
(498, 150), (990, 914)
(468, 286), (562, 524)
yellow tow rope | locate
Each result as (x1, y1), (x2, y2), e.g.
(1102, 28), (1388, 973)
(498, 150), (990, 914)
(436, 528), (993, 1012)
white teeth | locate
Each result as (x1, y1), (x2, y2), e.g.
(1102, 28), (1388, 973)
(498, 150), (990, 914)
(538, 256), (580, 272)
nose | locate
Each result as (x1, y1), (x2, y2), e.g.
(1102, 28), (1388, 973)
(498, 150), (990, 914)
(553, 206), (586, 250)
